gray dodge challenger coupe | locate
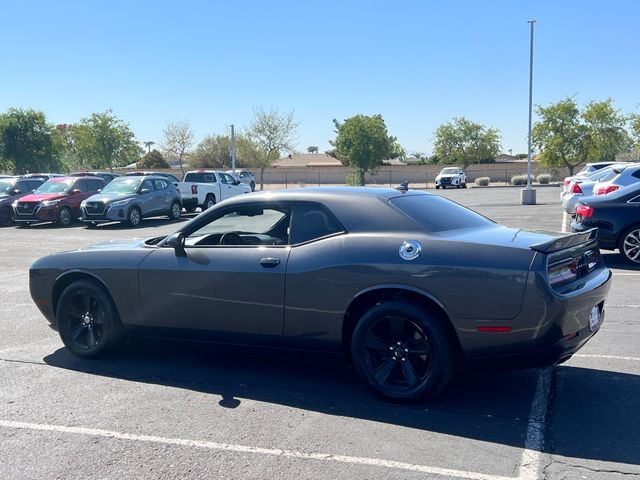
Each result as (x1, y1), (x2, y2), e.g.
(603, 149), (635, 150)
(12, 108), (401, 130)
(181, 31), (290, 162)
(30, 187), (611, 401)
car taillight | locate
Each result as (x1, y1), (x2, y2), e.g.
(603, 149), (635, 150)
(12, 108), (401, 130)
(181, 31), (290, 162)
(571, 183), (583, 194)
(575, 204), (594, 218)
(594, 185), (619, 195)
(548, 259), (578, 286)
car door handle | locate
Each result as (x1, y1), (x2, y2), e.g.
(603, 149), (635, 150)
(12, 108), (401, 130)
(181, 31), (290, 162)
(260, 257), (280, 268)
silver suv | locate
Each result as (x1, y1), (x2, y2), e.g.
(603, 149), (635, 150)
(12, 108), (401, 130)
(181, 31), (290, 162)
(227, 169), (256, 191)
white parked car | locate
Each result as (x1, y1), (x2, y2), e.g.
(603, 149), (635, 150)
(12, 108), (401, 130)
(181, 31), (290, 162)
(176, 170), (251, 213)
(435, 167), (466, 189)
(561, 161), (624, 197)
(226, 169), (256, 191)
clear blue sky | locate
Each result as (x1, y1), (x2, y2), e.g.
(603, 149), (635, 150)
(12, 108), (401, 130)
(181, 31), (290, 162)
(2, 0), (638, 156)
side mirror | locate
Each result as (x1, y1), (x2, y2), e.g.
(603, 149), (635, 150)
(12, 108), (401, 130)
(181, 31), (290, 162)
(165, 232), (186, 257)
(70, 189), (81, 195)
(12, 189), (21, 195)
(97, 189), (102, 193)
(234, 180), (241, 185)
(139, 188), (151, 195)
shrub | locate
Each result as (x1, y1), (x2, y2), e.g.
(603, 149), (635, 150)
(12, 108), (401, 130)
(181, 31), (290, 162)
(475, 177), (490, 186)
(537, 173), (551, 184)
(137, 149), (169, 169)
(511, 174), (529, 186)
(346, 171), (364, 186)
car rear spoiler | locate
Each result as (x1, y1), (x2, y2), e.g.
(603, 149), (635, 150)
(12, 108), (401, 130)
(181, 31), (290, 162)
(529, 228), (598, 253)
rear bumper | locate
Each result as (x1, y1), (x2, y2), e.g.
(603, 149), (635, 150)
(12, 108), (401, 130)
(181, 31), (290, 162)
(461, 266), (612, 368)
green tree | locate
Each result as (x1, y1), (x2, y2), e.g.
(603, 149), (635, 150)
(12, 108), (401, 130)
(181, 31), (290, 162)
(143, 141), (155, 153)
(306, 146), (319, 154)
(627, 113), (640, 160)
(532, 98), (630, 175)
(189, 134), (232, 168)
(162, 119), (195, 176)
(137, 149), (169, 169)
(0, 108), (65, 174)
(73, 110), (141, 172)
(245, 107), (298, 189)
(433, 117), (501, 169)
(332, 114), (397, 186)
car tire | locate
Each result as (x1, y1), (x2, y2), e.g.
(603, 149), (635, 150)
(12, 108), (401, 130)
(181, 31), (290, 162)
(619, 225), (640, 264)
(0, 206), (13, 226)
(185, 207), (196, 214)
(351, 300), (458, 402)
(462, 183), (467, 188)
(56, 280), (124, 359)
(168, 201), (181, 220)
(57, 206), (73, 226)
(127, 206), (142, 227)
(86, 222), (97, 229)
(250, 181), (256, 192)
(203, 194), (216, 210)
(435, 185), (440, 190)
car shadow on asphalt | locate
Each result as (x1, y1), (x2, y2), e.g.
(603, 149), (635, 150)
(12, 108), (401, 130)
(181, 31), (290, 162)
(42, 338), (639, 467)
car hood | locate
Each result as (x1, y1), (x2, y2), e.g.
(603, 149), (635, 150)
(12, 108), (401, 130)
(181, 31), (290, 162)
(86, 193), (136, 203)
(436, 174), (459, 178)
(18, 193), (67, 202)
(78, 238), (151, 251)
(442, 225), (573, 251)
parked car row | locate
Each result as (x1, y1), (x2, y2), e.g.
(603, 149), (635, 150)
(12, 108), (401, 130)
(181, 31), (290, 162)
(0, 169), (256, 228)
(564, 162), (640, 264)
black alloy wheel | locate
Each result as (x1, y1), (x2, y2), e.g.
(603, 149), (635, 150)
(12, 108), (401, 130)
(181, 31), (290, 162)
(0, 206), (13, 226)
(169, 201), (181, 220)
(127, 206), (142, 227)
(56, 280), (123, 358)
(351, 300), (457, 401)
(620, 226), (640, 264)
(57, 206), (73, 226)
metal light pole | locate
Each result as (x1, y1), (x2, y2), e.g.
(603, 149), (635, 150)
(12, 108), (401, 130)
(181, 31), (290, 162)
(521, 19), (537, 205)
(230, 124), (237, 173)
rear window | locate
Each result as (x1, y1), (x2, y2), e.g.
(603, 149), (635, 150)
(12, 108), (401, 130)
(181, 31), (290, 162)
(390, 195), (493, 232)
(185, 172), (216, 183)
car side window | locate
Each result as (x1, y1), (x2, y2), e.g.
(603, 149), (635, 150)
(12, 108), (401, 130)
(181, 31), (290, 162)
(184, 206), (291, 247)
(141, 180), (155, 192)
(75, 180), (88, 192)
(290, 204), (344, 245)
(153, 179), (167, 190)
(632, 170), (640, 180)
(220, 173), (236, 184)
(88, 179), (103, 191)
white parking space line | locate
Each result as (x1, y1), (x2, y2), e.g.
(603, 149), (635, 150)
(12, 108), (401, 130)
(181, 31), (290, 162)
(516, 368), (553, 480)
(0, 419), (516, 480)
(611, 273), (640, 276)
(574, 354), (640, 362)
(561, 212), (568, 233)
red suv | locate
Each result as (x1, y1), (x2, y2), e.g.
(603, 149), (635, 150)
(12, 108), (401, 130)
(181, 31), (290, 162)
(13, 176), (105, 226)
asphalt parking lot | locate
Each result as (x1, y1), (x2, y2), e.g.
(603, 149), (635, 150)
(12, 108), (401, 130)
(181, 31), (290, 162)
(1, 186), (638, 480)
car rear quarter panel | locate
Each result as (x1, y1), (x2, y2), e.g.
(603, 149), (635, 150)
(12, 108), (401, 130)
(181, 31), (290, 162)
(284, 233), (534, 347)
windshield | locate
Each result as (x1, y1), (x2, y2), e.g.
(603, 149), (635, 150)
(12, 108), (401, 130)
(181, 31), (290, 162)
(102, 177), (141, 194)
(0, 180), (15, 194)
(440, 168), (459, 175)
(34, 179), (73, 194)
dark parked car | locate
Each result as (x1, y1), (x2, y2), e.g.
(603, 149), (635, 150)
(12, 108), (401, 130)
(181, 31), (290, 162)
(14, 176), (105, 226)
(81, 175), (182, 227)
(30, 187), (611, 401)
(0, 176), (45, 226)
(71, 171), (121, 184)
(571, 182), (640, 264)
(124, 171), (180, 184)
(20, 173), (66, 181)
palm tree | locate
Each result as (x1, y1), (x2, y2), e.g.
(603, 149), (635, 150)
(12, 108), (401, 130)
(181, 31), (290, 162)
(144, 141), (155, 153)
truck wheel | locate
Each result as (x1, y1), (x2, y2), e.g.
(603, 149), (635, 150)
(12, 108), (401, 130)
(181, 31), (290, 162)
(203, 194), (216, 210)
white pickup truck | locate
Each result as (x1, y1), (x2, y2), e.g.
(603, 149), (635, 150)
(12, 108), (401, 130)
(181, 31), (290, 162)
(176, 170), (252, 212)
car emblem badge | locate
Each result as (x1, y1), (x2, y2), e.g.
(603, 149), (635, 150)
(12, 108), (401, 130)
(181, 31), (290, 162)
(399, 240), (422, 260)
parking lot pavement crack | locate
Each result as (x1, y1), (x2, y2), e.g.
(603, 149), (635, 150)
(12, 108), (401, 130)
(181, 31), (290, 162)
(543, 459), (640, 478)
(0, 358), (47, 367)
